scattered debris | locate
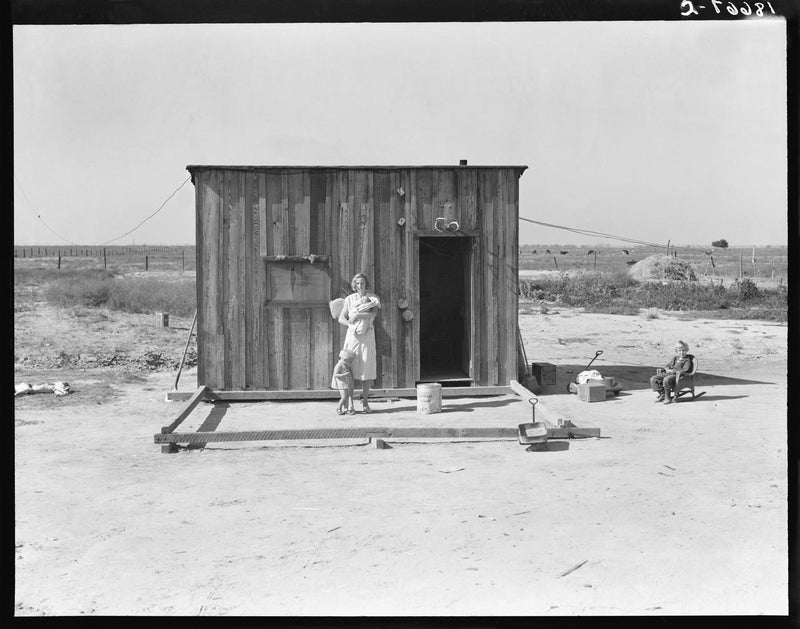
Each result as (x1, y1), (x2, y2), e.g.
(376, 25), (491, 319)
(326, 526), (342, 533)
(439, 466), (464, 474)
(15, 382), (71, 397)
(16, 350), (197, 372)
(663, 465), (676, 471)
(559, 559), (588, 578)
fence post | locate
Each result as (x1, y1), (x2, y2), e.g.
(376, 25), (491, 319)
(739, 254), (743, 279)
(593, 250), (597, 270)
(182, 249), (185, 270)
(103, 247), (107, 270)
(145, 255), (149, 271)
(58, 251), (61, 269)
(552, 255), (558, 270)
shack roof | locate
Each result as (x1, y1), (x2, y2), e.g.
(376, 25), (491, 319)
(186, 164), (528, 177)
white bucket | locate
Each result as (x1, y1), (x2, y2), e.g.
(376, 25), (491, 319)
(416, 382), (442, 414)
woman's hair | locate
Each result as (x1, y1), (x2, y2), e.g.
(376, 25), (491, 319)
(339, 348), (356, 360)
(675, 340), (689, 351)
(351, 273), (370, 291)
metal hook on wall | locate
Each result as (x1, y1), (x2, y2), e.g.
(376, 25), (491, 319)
(434, 217), (459, 232)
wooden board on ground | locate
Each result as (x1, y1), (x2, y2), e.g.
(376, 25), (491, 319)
(154, 424), (600, 448)
(165, 386), (511, 402)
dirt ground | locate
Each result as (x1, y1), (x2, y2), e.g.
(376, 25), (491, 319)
(14, 303), (788, 616)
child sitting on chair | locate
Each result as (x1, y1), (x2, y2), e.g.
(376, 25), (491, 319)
(650, 340), (693, 404)
(331, 348), (356, 415)
(352, 295), (380, 336)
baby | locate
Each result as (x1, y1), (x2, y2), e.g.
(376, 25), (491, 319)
(352, 295), (380, 336)
(331, 348), (356, 415)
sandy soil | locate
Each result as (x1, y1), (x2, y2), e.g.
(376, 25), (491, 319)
(14, 305), (788, 616)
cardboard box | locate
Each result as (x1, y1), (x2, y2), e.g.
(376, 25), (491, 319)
(531, 362), (557, 386)
(577, 382), (606, 402)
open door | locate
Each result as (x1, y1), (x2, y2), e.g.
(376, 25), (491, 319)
(418, 236), (472, 385)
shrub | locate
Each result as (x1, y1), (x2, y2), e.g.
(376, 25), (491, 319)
(105, 278), (196, 317)
(43, 273), (114, 308)
(605, 304), (639, 316)
(17, 268), (115, 287)
(518, 273), (786, 321)
(43, 275), (196, 316)
(734, 278), (760, 301)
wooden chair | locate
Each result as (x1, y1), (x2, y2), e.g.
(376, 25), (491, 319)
(674, 354), (702, 401)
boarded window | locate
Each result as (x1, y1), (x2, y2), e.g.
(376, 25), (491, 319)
(266, 262), (330, 305)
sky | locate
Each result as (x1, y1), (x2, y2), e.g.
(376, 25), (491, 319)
(13, 20), (787, 247)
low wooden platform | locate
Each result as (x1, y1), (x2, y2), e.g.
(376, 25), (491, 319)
(164, 385), (512, 402)
(155, 381), (600, 453)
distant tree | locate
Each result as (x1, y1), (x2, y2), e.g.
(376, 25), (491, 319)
(711, 239), (729, 249)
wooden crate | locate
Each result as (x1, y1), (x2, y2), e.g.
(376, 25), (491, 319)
(531, 362), (556, 385)
(577, 382), (606, 403)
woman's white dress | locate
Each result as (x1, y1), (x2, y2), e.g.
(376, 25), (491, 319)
(342, 292), (380, 381)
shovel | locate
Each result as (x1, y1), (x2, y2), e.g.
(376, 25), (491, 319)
(518, 398), (549, 451)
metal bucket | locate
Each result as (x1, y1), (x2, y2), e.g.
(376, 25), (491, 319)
(416, 382), (442, 414)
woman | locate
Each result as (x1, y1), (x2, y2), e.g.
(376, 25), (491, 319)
(338, 273), (381, 413)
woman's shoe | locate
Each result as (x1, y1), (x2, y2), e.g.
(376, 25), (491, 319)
(655, 393), (665, 402)
(362, 402), (372, 414)
(663, 397), (673, 404)
(347, 408), (356, 415)
(336, 407), (345, 415)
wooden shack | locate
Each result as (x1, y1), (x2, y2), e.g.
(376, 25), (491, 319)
(187, 164), (527, 394)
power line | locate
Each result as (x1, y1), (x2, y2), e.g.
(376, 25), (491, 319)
(101, 176), (191, 245)
(518, 215), (697, 252)
(14, 175), (79, 245)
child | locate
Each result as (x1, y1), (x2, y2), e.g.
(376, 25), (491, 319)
(352, 295), (380, 336)
(331, 348), (356, 415)
(649, 340), (694, 404)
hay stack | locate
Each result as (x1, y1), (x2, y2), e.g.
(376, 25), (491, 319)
(627, 255), (697, 282)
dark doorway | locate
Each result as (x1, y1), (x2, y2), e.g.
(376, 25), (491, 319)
(418, 237), (472, 384)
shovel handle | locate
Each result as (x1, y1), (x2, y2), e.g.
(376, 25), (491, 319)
(586, 350), (603, 369)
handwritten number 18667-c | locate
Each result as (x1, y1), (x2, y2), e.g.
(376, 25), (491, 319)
(681, 0), (776, 16)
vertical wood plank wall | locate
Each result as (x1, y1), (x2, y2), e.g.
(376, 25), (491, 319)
(193, 166), (524, 391)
